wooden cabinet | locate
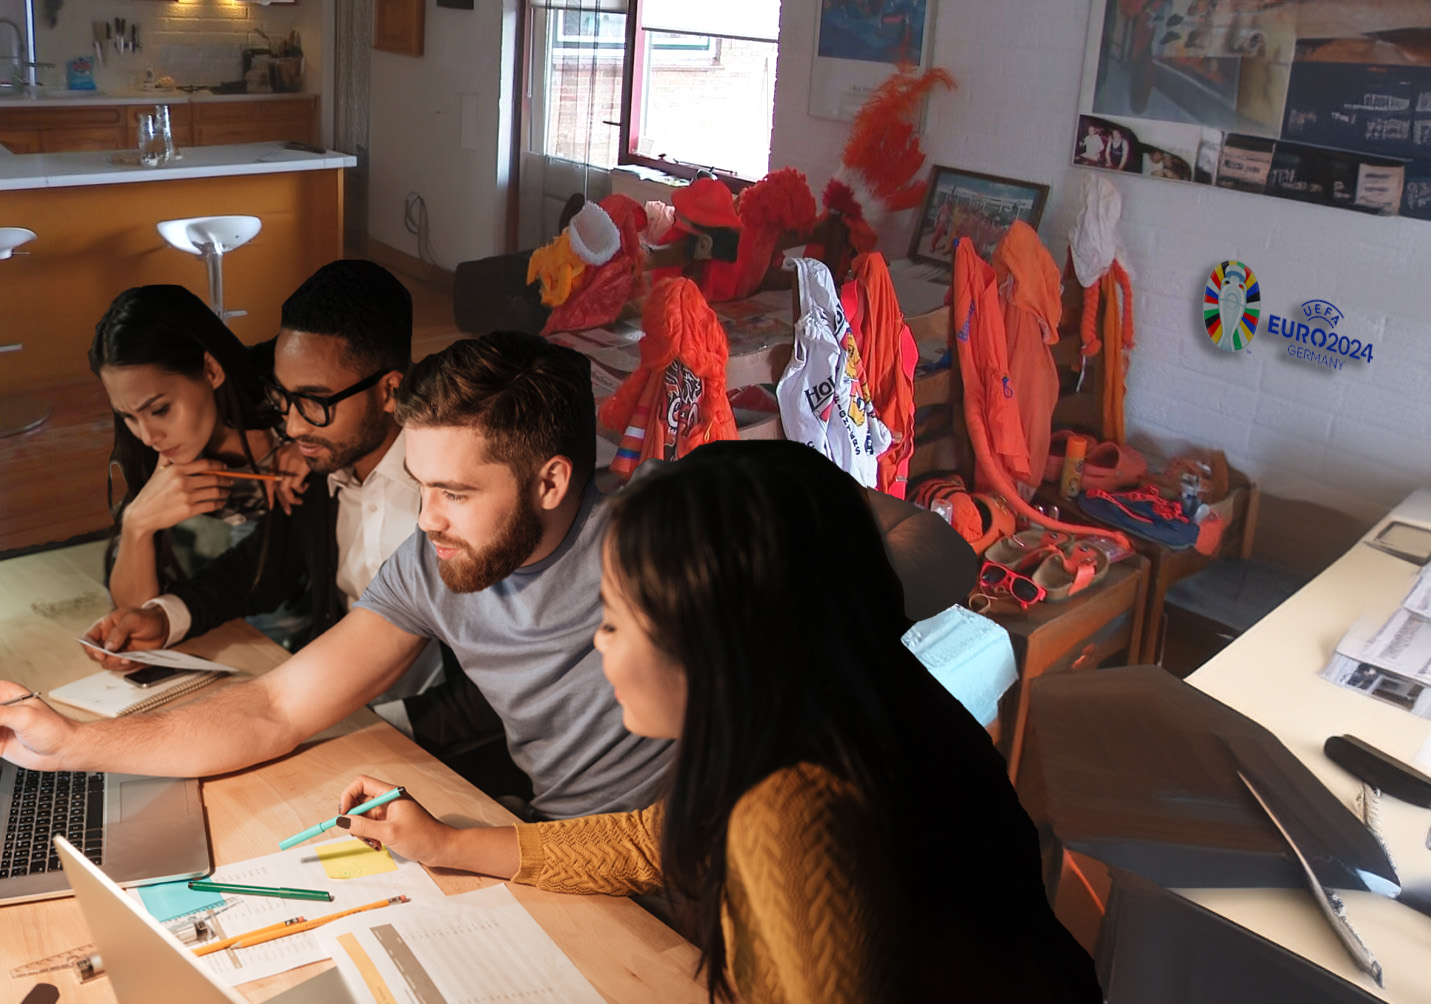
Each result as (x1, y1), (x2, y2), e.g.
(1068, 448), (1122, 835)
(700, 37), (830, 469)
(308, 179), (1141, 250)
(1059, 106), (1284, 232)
(374, 0), (425, 55)
(987, 554), (1150, 783)
(42, 126), (128, 152)
(0, 97), (316, 154)
(193, 98), (316, 147)
(0, 129), (39, 153)
(0, 106), (126, 153)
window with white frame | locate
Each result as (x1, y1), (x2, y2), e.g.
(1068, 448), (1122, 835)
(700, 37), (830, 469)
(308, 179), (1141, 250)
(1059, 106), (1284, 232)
(526, 0), (780, 181)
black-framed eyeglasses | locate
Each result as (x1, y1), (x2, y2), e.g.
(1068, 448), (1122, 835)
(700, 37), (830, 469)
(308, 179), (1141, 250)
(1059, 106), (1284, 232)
(264, 370), (388, 428)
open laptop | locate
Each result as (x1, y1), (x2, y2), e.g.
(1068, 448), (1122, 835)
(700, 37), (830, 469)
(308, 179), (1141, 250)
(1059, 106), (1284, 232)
(54, 836), (352, 1004)
(0, 761), (210, 906)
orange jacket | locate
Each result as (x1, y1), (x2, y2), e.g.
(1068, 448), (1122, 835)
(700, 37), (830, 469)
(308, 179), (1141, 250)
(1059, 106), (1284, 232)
(991, 222), (1062, 490)
(847, 252), (917, 498)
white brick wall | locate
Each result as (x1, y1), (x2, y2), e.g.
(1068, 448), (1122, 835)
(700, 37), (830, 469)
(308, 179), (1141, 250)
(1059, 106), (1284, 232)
(33, 0), (310, 91)
(771, 0), (1431, 530)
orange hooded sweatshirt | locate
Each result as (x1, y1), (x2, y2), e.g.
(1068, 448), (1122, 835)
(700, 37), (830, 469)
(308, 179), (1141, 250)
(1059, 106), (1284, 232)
(991, 222), (1062, 490)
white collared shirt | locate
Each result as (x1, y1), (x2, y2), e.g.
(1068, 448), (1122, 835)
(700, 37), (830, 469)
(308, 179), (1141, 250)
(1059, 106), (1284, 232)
(330, 429), (421, 610)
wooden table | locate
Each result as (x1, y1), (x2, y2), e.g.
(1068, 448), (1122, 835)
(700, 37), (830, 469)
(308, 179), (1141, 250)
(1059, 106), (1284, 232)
(0, 542), (703, 1003)
(989, 553), (1150, 782)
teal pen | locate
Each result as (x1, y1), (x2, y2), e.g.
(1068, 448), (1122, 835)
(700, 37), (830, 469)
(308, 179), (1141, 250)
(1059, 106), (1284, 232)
(278, 786), (406, 850)
(188, 880), (332, 902)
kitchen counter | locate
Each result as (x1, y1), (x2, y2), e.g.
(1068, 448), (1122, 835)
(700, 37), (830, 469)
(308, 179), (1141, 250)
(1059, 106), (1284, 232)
(0, 90), (315, 106)
(0, 141), (355, 192)
(1, 141), (350, 391)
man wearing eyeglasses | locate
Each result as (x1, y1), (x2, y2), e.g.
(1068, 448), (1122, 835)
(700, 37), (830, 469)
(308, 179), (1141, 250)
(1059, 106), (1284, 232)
(79, 261), (515, 784)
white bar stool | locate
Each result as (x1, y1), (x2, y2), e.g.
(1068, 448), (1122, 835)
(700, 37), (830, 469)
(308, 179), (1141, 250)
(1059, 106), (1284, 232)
(156, 215), (262, 321)
(0, 226), (50, 438)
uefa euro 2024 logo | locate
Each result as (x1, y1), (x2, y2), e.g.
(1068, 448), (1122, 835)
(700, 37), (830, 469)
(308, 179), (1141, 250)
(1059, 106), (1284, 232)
(1269, 299), (1373, 370)
(1203, 261), (1260, 352)
(1201, 261), (1371, 372)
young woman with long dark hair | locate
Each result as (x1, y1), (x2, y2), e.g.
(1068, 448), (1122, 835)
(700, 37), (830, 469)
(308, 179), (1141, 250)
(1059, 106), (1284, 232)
(90, 285), (302, 607)
(335, 440), (1101, 1003)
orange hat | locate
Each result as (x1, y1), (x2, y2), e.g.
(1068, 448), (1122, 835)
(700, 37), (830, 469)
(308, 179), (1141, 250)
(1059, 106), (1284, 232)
(672, 178), (743, 230)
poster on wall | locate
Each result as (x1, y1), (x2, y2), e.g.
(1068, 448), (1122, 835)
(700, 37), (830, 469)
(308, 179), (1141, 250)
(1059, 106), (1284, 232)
(809, 0), (936, 121)
(1075, 0), (1431, 219)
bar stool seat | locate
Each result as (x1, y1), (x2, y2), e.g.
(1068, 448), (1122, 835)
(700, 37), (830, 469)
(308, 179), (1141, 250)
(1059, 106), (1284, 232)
(156, 215), (261, 321)
(0, 227), (34, 259)
(0, 226), (49, 437)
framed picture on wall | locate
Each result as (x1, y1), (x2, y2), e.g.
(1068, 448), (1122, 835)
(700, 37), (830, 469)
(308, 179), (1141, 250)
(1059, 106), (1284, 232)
(909, 166), (1050, 266)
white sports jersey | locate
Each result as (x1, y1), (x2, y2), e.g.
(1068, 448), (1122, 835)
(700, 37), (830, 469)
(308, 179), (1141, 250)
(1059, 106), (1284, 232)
(776, 257), (891, 486)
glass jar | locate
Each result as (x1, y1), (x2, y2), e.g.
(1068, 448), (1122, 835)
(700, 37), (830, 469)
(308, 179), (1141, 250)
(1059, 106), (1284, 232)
(136, 114), (164, 167)
(154, 104), (175, 163)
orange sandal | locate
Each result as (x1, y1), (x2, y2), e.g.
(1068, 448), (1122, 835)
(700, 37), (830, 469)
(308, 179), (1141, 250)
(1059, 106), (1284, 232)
(984, 528), (1072, 570)
(1032, 540), (1109, 602)
(1042, 430), (1147, 491)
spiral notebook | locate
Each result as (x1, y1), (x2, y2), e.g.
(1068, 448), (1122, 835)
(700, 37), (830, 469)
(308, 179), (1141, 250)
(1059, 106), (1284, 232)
(48, 666), (234, 718)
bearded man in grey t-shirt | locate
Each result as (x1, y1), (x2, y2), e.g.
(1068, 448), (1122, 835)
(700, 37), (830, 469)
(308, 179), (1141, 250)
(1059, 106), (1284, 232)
(1, 332), (975, 819)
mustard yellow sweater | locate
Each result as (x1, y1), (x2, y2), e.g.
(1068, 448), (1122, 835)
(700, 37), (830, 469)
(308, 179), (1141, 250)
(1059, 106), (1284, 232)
(512, 762), (897, 1004)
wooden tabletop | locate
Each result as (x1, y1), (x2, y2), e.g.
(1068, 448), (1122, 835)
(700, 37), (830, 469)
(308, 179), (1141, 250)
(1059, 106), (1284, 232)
(0, 542), (703, 1003)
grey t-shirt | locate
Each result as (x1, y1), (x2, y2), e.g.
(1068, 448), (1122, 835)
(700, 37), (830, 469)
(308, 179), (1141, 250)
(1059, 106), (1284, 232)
(356, 482), (674, 818)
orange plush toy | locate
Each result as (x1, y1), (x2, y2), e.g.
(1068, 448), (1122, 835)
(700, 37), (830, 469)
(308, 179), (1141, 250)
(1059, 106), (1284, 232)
(664, 178), (745, 303)
(599, 277), (739, 480)
(537, 194), (648, 336)
(730, 168), (818, 300)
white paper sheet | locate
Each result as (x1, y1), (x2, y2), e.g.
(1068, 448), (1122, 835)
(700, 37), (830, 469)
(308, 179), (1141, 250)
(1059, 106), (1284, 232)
(1337, 610), (1431, 683)
(1403, 563), (1431, 619)
(76, 637), (238, 673)
(134, 837), (444, 988)
(314, 884), (606, 1004)
(1320, 652), (1431, 720)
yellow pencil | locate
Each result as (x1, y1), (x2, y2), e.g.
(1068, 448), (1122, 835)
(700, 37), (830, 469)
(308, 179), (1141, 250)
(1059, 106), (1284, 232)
(216, 896), (408, 951)
(211, 470), (291, 483)
(192, 916), (308, 958)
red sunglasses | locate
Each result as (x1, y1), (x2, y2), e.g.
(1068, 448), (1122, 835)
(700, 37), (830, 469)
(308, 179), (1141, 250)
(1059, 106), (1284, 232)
(979, 560), (1047, 610)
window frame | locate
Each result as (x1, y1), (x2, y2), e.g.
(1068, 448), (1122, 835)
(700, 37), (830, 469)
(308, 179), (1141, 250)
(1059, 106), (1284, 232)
(618, 5), (773, 185)
(522, 0), (772, 187)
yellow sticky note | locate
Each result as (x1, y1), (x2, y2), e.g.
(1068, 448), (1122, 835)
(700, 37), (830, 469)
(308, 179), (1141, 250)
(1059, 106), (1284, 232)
(316, 838), (398, 880)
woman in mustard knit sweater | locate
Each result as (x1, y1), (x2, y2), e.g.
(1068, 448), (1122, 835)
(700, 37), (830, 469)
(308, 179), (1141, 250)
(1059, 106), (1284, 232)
(336, 440), (1101, 1004)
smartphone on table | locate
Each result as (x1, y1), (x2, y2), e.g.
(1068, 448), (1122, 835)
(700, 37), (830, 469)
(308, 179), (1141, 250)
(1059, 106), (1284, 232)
(123, 665), (186, 687)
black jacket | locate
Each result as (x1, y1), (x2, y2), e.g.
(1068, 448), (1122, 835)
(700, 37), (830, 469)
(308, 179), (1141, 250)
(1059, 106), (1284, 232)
(168, 487), (341, 643)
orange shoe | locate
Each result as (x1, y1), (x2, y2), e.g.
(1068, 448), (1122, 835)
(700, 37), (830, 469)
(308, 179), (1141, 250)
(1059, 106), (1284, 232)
(1032, 540), (1110, 602)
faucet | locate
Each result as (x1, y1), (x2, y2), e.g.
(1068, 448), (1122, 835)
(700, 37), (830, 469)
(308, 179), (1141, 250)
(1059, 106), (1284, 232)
(0, 18), (22, 92)
(3, 0), (37, 95)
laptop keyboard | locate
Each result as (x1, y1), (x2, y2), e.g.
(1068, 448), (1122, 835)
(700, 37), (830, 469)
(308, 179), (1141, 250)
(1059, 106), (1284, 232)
(2, 769), (105, 878)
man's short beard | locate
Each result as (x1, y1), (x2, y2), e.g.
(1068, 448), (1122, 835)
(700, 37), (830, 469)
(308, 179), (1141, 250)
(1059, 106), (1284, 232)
(432, 489), (545, 593)
(293, 399), (391, 475)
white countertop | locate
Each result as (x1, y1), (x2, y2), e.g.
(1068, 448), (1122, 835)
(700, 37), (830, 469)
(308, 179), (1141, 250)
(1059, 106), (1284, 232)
(0, 142), (356, 192)
(0, 90), (315, 107)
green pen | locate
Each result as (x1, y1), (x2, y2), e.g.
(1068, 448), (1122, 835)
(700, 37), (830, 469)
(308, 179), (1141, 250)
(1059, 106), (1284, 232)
(187, 880), (333, 902)
(278, 785), (406, 850)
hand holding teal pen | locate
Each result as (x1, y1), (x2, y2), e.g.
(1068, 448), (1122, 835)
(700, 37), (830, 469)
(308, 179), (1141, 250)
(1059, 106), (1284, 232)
(278, 786), (406, 850)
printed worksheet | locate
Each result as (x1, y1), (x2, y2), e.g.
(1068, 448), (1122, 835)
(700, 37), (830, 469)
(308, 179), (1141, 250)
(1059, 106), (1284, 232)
(1337, 610), (1431, 683)
(1321, 652), (1431, 719)
(76, 637), (238, 673)
(1402, 562), (1431, 618)
(315, 884), (606, 1004)
(131, 837), (443, 988)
